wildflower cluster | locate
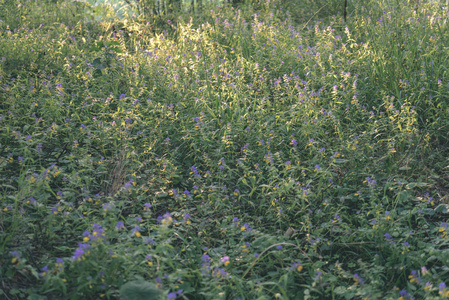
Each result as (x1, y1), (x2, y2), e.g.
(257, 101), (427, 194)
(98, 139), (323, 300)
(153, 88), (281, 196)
(2, 0), (449, 298)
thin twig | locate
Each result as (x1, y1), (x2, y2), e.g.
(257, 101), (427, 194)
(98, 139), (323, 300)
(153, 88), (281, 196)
(336, 241), (375, 245)
(242, 242), (312, 279)
(344, 0), (348, 22)
(123, 0), (137, 11)
(301, 4), (329, 31)
(1, 283), (12, 300)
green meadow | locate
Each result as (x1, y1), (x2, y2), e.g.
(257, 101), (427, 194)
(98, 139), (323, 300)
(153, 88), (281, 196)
(1, 0), (449, 298)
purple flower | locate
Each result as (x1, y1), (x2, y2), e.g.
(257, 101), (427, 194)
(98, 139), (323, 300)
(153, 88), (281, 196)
(365, 177), (377, 187)
(102, 203), (112, 211)
(183, 214), (191, 224)
(72, 243), (91, 261)
(384, 233), (394, 244)
(155, 277), (163, 288)
(91, 223), (106, 241)
(333, 214), (342, 222)
(291, 262), (303, 272)
(28, 196), (37, 205)
(39, 266), (48, 277)
(220, 256), (230, 265)
(11, 251), (20, 263)
(201, 254), (211, 272)
(51, 205), (60, 215)
(212, 267), (228, 279)
(353, 273), (364, 285)
(201, 254), (210, 262)
(56, 258), (64, 270)
(241, 223), (251, 231)
(409, 270), (421, 283)
(168, 293), (177, 299)
(144, 237), (155, 245)
(132, 226), (141, 237)
(116, 221), (125, 230)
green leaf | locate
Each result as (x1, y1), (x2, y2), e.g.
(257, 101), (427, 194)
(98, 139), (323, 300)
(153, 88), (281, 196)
(28, 294), (46, 300)
(334, 159), (349, 164)
(93, 69), (103, 78)
(110, 47), (122, 53)
(333, 286), (348, 295)
(3, 185), (16, 190)
(406, 182), (427, 189)
(92, 57), (102, 67)
(179, 282), (194, 293)
(396, 191), (410, 202)
(119, 280), (162, 300)
(435, 204), (449, 213)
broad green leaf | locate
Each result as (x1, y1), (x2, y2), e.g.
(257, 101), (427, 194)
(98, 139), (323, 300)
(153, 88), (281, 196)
(334, 159), (349, 164)
(92, 57), (102, 66)
(119, 280), (162, 300)
(93, 69), (103, 78)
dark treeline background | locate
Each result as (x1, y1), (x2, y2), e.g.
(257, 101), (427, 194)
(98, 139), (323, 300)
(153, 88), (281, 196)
(118, 0), (344, 23)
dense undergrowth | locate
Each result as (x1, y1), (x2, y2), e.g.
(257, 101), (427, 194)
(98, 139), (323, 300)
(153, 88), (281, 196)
(1, 0), (449, 299)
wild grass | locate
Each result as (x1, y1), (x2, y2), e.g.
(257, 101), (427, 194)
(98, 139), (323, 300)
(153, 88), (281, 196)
(1, 0), (449, 299)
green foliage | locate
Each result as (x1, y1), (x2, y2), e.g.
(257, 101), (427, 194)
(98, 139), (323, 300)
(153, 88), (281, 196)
(1, 0), (449, 299)
(120, 280), (162, 299)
